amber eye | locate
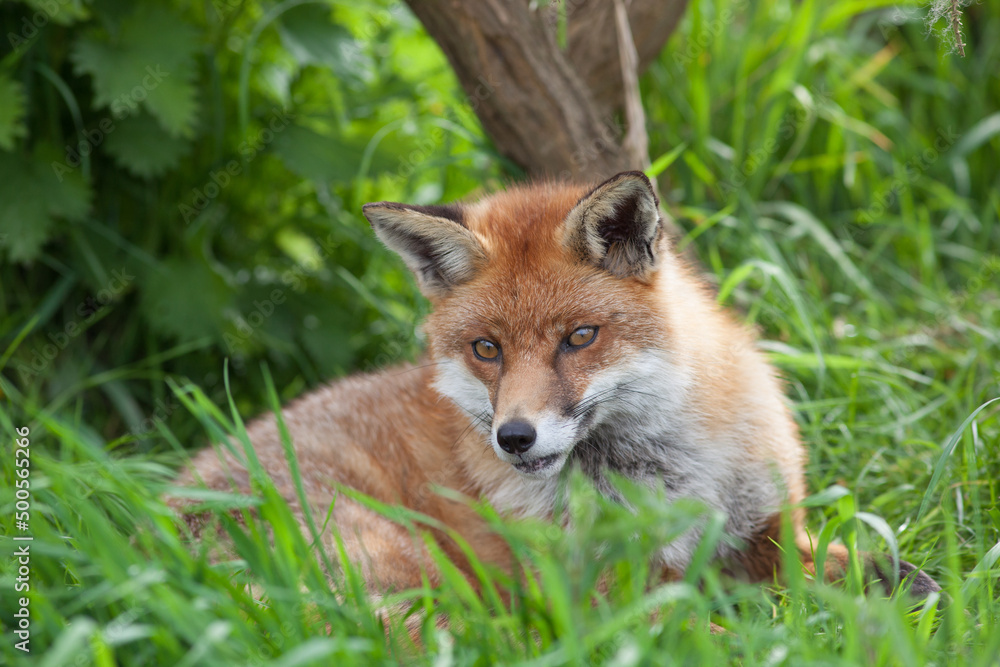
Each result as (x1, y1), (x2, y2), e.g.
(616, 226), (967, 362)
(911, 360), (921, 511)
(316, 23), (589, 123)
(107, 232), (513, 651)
(567, 326), (598, 348)
(472, 339), (500, 361)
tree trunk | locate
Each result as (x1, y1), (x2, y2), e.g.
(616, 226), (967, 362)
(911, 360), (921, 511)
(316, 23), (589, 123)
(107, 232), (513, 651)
(403, 0), (688, 182)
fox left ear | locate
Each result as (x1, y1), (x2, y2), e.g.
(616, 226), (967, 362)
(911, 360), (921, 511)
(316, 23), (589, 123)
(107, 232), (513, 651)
(562, 171), (662, 280)
(362, 201), (486, 299)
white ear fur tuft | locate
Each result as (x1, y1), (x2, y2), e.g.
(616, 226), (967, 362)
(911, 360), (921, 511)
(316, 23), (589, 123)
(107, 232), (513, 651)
(363, 202), (486, 298)
(562, 171), (663, 280)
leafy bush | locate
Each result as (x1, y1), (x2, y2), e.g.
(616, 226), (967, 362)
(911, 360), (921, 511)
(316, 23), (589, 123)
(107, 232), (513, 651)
(0, 0), (499, 443)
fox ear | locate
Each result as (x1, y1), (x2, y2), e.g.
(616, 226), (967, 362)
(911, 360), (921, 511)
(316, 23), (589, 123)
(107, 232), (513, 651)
(363, 202), (486, 297)
(563, 171), (663, 280)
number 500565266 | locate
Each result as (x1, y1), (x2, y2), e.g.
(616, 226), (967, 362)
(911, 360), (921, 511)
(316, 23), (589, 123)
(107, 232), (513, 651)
(14, 426), (30, 521)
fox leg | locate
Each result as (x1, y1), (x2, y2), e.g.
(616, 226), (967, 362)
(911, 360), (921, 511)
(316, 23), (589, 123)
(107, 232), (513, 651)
(167, 449), (439, 593)
(329, 497), (441, 593)
(800, 541), (941, 597)
(735, 513), (940, 597)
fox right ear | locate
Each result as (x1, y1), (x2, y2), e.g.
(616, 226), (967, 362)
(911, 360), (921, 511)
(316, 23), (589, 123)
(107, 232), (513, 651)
(562, 171), (663, 281)
(363, 202), (486, 298)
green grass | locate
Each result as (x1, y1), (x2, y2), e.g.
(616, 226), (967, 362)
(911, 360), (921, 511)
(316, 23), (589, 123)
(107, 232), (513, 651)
(2, 0), (999, 664)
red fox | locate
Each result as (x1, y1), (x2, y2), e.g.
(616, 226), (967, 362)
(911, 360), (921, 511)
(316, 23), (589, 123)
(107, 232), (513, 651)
(173, 171), (938, 598)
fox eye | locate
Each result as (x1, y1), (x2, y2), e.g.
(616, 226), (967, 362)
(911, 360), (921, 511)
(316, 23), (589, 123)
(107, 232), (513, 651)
(472, 339), (500, 361)
(566, 326), (598, 348)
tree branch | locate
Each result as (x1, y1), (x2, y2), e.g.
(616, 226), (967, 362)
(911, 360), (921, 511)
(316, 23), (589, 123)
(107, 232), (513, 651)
(563, 0), (688, 118)
(404, 0), (688, 181)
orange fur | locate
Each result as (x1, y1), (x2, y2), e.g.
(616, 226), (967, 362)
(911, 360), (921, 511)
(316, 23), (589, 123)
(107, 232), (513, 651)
(170, 172), (938, 602)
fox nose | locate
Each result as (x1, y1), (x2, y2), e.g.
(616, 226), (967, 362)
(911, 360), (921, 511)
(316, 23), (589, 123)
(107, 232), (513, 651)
(496, 420), (536, 455)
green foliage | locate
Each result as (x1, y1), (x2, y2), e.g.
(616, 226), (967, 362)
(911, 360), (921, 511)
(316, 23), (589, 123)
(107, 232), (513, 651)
(103, 112), (193, 177)
(0, 74), (27, 150)
(0, 372), (991, 666)
(0, 146), (91, 261)
(1, 0), (999, 664)
(71, 4), (201, 138)
(0, 0), (498, 442)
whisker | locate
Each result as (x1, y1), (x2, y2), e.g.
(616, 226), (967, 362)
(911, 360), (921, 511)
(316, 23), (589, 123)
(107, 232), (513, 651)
(570, 386), (621, 418)
(449, 407), (492, 450)
(571, 386), (618, 411)
(569, 379), (660, 420)
(453, 402), (493, 430)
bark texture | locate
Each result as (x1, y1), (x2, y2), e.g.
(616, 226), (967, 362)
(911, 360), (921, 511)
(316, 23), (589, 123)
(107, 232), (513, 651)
(403, 0), (688, 182)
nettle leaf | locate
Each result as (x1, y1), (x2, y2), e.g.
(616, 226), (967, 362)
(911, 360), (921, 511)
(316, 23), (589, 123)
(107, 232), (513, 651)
(0, 76), (27, 150)
(71, 4), (200, 137)
(140, 259), (232, 343)
(103, 113), (191, 178)
(24, 0), (89, 25)
(0, 146), (91, 262)
(277, 4), (372, 84)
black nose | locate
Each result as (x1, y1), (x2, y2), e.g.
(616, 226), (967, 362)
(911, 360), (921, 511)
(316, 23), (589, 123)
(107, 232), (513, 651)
(496, 420), (536, 454)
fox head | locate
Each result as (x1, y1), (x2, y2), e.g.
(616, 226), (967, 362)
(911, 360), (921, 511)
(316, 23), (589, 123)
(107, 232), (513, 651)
(363, 171), (682, 479)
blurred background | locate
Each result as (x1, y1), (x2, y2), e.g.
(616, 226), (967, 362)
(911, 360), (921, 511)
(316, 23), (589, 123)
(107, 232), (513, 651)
(1, 0), (997, 495)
